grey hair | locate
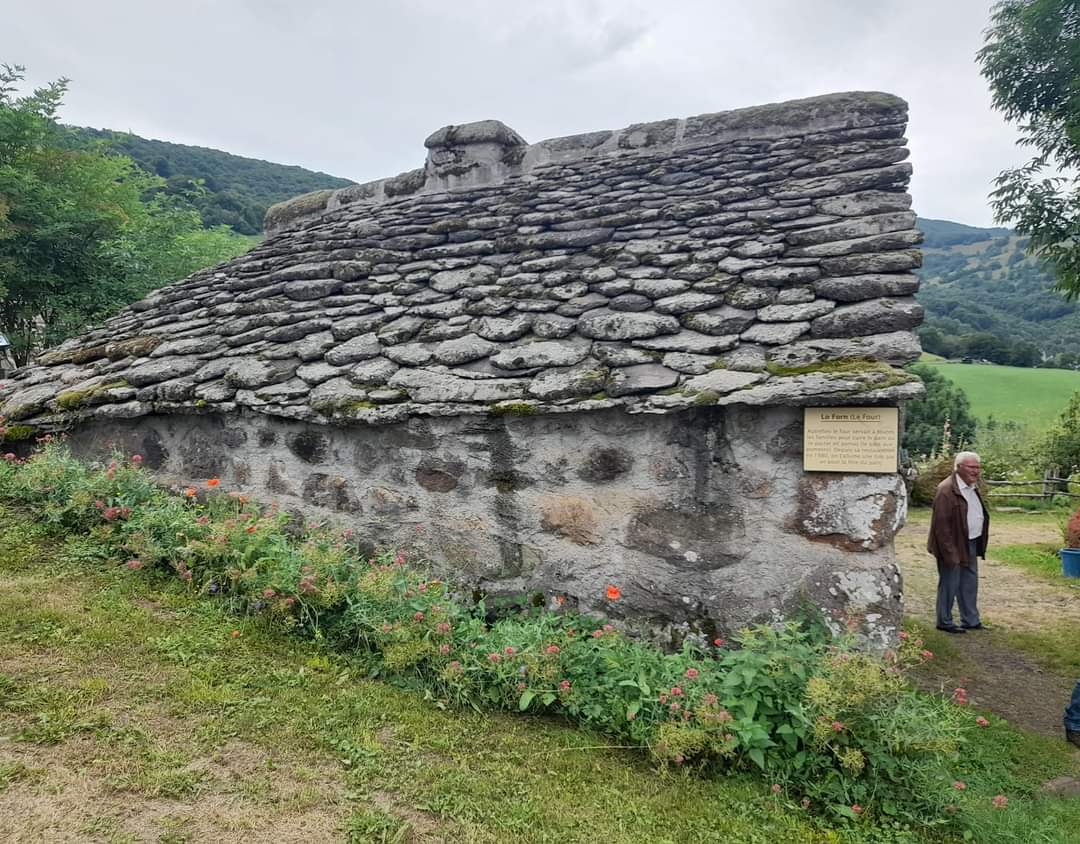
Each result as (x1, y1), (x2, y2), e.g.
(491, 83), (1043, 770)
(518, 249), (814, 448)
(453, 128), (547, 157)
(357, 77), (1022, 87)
(954, 451), (981, 469)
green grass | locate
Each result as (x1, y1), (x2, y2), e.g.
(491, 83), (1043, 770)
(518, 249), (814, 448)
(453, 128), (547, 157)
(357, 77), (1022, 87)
(918, 362), (1080, 435)
(993, 543), (1071, 583)
(2, 506), (1079, 842)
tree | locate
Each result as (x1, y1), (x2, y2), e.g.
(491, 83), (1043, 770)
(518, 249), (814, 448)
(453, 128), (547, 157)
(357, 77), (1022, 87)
(902, 365), (979, 458)
(978, 0), (1080, 299)
(0, 64), (250, 365)
(1040, 391), (1080, 473)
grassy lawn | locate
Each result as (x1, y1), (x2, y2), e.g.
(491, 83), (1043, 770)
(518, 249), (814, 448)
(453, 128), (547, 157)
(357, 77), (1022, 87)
(3, 501), (1080, 842)
(916, 362), (1080, 434)
(0, 506), (838, 844)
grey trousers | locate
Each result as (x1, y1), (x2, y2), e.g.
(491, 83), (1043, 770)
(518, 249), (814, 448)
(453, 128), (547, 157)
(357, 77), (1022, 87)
(935, 539), (980, 628)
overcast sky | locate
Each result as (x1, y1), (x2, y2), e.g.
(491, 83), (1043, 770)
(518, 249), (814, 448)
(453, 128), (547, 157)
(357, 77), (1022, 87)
(4, 0), (1022, 227)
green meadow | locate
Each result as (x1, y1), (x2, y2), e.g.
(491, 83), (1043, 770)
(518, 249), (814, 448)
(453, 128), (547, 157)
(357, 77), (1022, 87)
(918, 362), (1080, 435)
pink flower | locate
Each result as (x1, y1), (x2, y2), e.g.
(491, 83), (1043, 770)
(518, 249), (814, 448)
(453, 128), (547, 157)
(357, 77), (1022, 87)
(487, 652), (502, 663)
(413, 611), (425, 622)
(921, 649), (934, 660)
(669, 702), (681, 712)
(953, 781), (966, 791)
(436, 622), (451, 634)
(448, 660), (462, 671)
(197, 515), (209, 525)
(131, 454), (143, 464)
(592, 629), (604, 638)
(851, 804), (862, 815)
(559, 679), (571, 692)
(602, 624), (614, 633)
(125, 559), (144, 570)
(976, 716), (990, 727)
(545, 644), (560, 655)
(685, 667), (699, 680)
(670, 686), (683, 697)
(716, 709), (732, 723)
(658, 693), (668, 704)
(831, 720), (845, 733)
(702, 693), (718, 706)
(898, 631), (910, 640)
(517, 682), (527, 692)
(771, 784), (782, 794)
(3, 453), (17, 462)
(439, 644), (450, 655)
(504, 646), (516, 656)
(673, 754), (684, 765)
(102, 506), (121, 521)
(394, 550), (407, 565)
(381, 624), (393, 633)
(262, 588), (276, 599)
(713, 637), (726, 647)
(992, 795), (1008, 809)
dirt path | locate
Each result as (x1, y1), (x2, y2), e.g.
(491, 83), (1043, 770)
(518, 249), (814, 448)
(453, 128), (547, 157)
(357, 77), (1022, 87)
(896, 511), (1078, 737)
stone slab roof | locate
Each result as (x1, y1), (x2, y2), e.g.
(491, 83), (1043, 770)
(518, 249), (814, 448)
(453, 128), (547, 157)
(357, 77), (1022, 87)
(0, 91), (924, 429)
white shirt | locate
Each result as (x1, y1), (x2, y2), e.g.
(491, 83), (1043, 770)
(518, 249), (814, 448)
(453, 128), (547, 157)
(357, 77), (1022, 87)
(957, 477), (984, 540)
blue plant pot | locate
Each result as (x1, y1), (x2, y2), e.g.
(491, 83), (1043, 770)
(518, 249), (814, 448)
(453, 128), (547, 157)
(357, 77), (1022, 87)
(1061, 548), (1080, 578)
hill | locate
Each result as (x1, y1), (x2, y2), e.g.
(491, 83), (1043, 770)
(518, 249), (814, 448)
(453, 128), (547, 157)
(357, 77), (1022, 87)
(67, 127), (354, 235)
(915, 217), (1080, 366)
(917, 360), (1080, 434)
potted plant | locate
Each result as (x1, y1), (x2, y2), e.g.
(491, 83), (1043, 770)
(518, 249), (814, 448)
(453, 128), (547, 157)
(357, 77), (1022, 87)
(1061, 505), (1080, 578)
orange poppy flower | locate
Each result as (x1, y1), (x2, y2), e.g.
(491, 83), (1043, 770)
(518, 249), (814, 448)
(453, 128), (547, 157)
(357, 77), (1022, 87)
(207, 478), (221, 488)
(606, 585), (621, 601)
(184, 487), (197, 498)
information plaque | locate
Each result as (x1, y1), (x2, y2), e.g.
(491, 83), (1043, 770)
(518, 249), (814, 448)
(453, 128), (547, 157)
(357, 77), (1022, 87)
(803, 407), (899, 473)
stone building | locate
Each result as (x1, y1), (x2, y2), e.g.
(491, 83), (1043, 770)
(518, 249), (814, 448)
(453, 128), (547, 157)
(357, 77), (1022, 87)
(0, 91), (923, 645)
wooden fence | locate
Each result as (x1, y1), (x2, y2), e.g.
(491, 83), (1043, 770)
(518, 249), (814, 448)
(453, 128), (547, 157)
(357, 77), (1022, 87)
(985, 466), (1080, 500)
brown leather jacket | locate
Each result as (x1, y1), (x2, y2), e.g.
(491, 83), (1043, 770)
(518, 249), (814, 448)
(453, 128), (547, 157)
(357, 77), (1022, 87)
(927, 473), (990, 567)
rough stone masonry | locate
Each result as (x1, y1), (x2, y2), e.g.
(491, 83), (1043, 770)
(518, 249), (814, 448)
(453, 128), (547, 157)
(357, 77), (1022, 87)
(0, 91), (924, 646)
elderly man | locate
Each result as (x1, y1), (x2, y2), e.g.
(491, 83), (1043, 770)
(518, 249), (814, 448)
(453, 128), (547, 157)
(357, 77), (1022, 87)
(927, 451), (989, 633)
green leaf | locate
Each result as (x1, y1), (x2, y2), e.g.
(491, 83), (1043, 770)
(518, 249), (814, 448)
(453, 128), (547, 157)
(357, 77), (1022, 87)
(518, 689), (535, 711)
(637, 673), (651, 697)
(541, 692), (556, 706)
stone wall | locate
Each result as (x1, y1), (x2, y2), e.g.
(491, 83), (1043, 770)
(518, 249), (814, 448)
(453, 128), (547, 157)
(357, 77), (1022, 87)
(64, 404), (905, 646)
(0, 90), (923, 643)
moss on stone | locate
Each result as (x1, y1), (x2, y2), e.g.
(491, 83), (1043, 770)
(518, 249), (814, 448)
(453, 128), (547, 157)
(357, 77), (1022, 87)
(765, 357), (887, 377)
(1, 424), (36, 442)
(690, 390), (720, 406)
(55, 380), (129, 411)
(488, 401), (539, 417)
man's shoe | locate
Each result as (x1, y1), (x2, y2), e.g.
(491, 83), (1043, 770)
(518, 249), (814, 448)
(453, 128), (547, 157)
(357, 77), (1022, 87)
(1067, 729), (1080, 749)
(936, 625), (966, 634)
(962, 623), (987, 630)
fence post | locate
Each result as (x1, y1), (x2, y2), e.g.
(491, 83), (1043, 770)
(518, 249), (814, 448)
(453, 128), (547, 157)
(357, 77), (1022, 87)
(1043, 466), (1058, 501)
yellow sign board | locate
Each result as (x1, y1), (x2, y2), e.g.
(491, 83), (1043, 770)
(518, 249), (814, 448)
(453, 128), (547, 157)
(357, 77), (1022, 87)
(803, 407), (899, 473)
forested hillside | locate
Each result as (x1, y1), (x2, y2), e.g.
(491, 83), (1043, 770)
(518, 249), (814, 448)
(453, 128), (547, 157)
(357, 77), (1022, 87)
(915, 217), (1080, 368)
(68, 127), (354, 234)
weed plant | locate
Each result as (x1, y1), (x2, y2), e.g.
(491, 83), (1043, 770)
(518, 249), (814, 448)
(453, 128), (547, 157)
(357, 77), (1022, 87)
(0, 439), (1052, 836)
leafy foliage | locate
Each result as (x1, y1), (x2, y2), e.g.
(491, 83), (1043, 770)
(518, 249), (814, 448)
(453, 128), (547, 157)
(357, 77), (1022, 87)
(67, 127), (353, 235)
(0, 64), (252, 365)
(978, 0), (1080, 301)
(902, 364), (977, 459)
(916, 218), (1079, 366)
(0, 441), (992, 830)
(1037, 391), (1080, 474)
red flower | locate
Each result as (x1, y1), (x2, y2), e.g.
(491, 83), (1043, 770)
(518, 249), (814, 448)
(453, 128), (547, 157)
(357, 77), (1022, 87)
(921, 649), (934, 660)
(670, 686), (683, 697)
(831, 720), (845, 733)
(592, 629), (604, 638)
(545, 644), (560, 655)
(976, 716), (990, 727)
(131, 454), (143, 464)
(183, 487), (197, 498)
(685, 667), (699, 680)
(436, 622), (451, 634)
(898, 631), (910, 640)
(851, 804), (862, 815)
(953, 781), (966, 790)
(414, 611), (425, 622)
(713, 638), (726, 647)
(991, 795), (1008, 809)
(262, 588), (276, 599)
(504, 646), (516, 655)
(487, 652), (502, 663)
(207, 478), (221, 488)
(439, 644), (450, 655)
(245, 525), (256, 534)
(231, 629), (241, 638)
(606, 584), (621, 600)
(559, 679), (571, 692)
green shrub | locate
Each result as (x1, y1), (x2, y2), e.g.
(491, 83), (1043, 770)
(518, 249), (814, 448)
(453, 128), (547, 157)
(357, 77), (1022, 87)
(0, 441), (981, 829)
